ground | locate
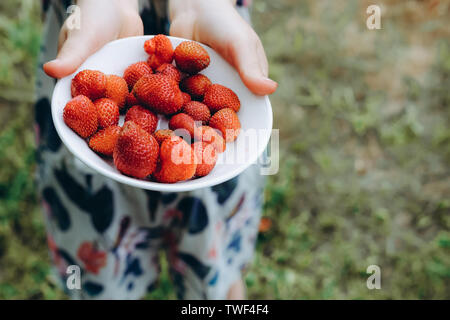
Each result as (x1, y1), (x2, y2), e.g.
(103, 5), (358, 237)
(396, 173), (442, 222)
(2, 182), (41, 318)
(0, 0), (449, 299)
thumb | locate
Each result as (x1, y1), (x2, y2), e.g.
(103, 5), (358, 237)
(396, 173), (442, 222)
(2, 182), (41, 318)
(43, 29), (99, 79)
(227, 36), (277, 96)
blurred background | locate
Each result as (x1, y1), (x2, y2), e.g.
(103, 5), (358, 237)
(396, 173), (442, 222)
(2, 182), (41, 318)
(0, 0), (449, 299)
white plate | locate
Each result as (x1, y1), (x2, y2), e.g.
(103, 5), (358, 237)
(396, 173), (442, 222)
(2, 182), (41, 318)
(51, 36), (272, 192)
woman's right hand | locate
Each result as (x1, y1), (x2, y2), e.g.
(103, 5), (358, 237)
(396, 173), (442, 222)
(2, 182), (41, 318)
(44, 0), (143, 79)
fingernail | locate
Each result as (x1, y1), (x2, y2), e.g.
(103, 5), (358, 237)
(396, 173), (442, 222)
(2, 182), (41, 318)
(45, 59), (59, 66)
(263, 77), (278, 86)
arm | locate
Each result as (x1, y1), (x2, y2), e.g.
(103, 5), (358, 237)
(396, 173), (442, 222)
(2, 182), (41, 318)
(44, 0), (277, 96)
(169, 0), (277, 95)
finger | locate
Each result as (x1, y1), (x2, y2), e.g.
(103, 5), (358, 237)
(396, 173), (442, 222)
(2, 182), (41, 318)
(169, 14), (195, 40)
(119, 12), (144, 38)
(227, 34), (277, 96)
(119, 20), (143, 38)
(43, 28), (101, 79)
(256, 40), (269, 77)
(57, 25), (68, 53)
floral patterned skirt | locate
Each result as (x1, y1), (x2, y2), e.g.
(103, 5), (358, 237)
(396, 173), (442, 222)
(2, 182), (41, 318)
(35, 0), (263, 299)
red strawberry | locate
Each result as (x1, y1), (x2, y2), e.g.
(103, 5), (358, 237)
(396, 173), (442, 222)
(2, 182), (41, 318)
(153, 136), (197, 183)
(154, 129), (174, 145)
(113, 121), (159, 178)
(94, 98), (119, 129)
(209, 108), (241, 142)
(169, 113), (197, 139)
(144, 34), (174, 69)
(133, 74), (184, 115)
(63, 95), (98, 138)
(203, 84), (240, 113)
(126, 91), (140, 107)
(182, 92), (192, 105)
(192, 141), (218, 177)
(155, 63), (181, 83)
(123, 61), (152, 89)
(71, 70), (107, 100)
(182, 101), (210, 124)
(125, 105), (158, 134)
(180, 74), (212, 100)
(89, 125), (121, 157)
(174, 41), (210, 74)
(105, 75), (128, 109)
(194, 126), (226, 153)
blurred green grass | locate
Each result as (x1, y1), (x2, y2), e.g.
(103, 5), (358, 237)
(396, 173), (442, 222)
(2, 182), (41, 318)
(0, 0), (449, 299)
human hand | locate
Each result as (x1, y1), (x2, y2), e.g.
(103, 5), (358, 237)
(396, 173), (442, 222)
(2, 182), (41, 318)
(43, 0), (142, 78)
(169, 0), (278, 96)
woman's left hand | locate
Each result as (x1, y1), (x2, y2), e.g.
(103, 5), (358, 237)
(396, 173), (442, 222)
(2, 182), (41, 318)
(169, 0), (278, 96)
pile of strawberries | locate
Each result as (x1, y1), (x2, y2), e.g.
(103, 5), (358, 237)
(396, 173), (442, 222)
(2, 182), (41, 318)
(63, 34), (241, 183)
